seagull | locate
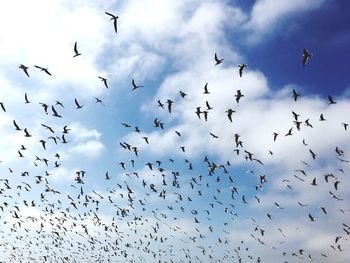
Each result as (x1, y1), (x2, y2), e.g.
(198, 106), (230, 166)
(226, 109), (235, 122)
(342, 122), (348, 131)
(302, 49), (312, 67)
(166, 99), (174, 113)
(24, 93), (30, 104)
(34, 65), (52, 76)
(238, 64), (247, 77)
(273, 132), (279, 142)
(98, 76), (108, 88)
(179, 91), (187, 98)
(292, 89), (300, 101)
(94, 97), (105, 106)
(235, 90), (244, 103)
(74, 98), (83, 109)
(203, 83), (210, 94)
(51, 105), (62, 118)
(132, 79), (143, 91)
(19, 64), (30, 77)
(105, 12), (119, 34)
(0, 102), (6, 112)
(328, 95), (336, 105)
(319, 113), (326, 121)
(214, 53), (223, 65)
(13, 120), (21, 130)
(73, 41), (81, 57)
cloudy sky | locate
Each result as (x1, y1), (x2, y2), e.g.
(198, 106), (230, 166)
(0, 0), (350, 262)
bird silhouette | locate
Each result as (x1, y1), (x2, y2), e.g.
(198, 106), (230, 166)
(73, 41), (81, 57)
(238, 64), (247, 77)
(214, 53), (223, 65)
(302, 49), (312, 67)
(19, 64), (30, 77)
(132, 79), (143, 90)
(105, 12), (119, 34)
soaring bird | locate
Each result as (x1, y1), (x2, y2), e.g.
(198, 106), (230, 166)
(132, 79), (143, 90)
(94, 97), (105, 106)
(203, 83), (210, 94)
(98, 76), (109, 88)
(235, 90), (244, 103)
(19, 64), (30, 77)
(105, 12), (119, 34)
(73, 41), (81, 57)
(34, 65), (52, 76)
(328, 95), (336, 105)
(238, 64), (247, 77)
(292, 89), (300, 101)
(74, 98), (83, 109)
(13, 120), (21, 130)
(0, 102), (6, 112)
(51, 105), (62, 118)
(166, 99), (174, 113)
(302, 49), (312, 67)
(214, 53), (223, 65)
(273, 132), (279, 142)
(226, 108), (235, 122)
(24, 93), (30, 104)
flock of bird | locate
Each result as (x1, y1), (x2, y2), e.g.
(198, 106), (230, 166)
(0, 10), (349, 263)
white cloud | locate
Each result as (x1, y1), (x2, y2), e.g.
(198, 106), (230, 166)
(244, 0), (326, 42)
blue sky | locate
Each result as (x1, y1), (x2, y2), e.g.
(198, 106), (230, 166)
(0, 0), (350, 262)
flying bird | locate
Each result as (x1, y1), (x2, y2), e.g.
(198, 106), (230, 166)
(235, 90), (244, 103)
(214, 53), (223, 65)
(132, 79), (143, 91)
(105, 12), (119, 34)
(73, 41), (81, 57)
(302, 49), (312, 67)
(292, 89), (300, 101)
(19, 64), (30, 77)
(34, 65), (52, 76)
(328, 95), (336, 105)
(74, 98), (83, 109)
(98, 76), (109, 88)
(24, 93), (30, 104)
(238, 64), (247, 77)
(203, 83), (210, 94)
(0, 102), (6, 112)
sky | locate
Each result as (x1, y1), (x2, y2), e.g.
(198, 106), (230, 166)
(0, 0), (350, 262)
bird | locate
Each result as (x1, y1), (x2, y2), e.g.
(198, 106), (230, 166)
(51, 105), (62, 118)
(226, 109), (235, 122)
(285, 127), (293, 136)
(341, 123), (348, 131)
(302, 49), (312, 67)
(179, 91), (187, 98)
(24, 93), (30, 104)
(292, 89), (300, 101)
(73, 41), (81, 57)
(308, 213), (316, 221)
(132, 79), (143, 90)
(105, 12), (119, 34)
(34, 65), (52, 76)
(166, 99), (174, 113)
(13, 120), (21, 130)
(203, 83), (210, 94)
(214, 53), (223, 65)
(235, 90), (244, 103)
(19, 64), (30, 77)
(98, 76), (109, 88)
(0, 102), (6, 112)
(94, 97), (105, 106)
(238, 64), (247, 77)
(319, 113), (326, 121)
(273, 132), (279, 142)
(309, 149), (317, 160)
(328, 95), (336, 105)
(74, 98), (83, 109)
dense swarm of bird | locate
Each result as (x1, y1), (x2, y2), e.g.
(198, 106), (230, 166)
(0, 9), (349, 263)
